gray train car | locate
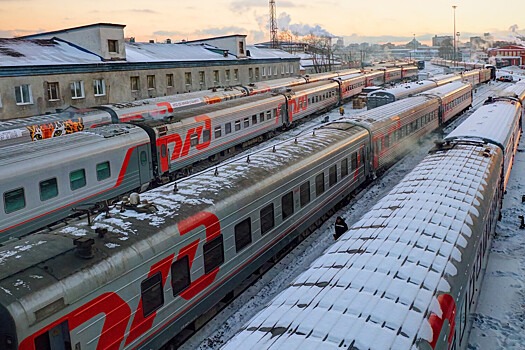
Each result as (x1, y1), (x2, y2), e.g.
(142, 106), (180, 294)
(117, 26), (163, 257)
(418, 81), (473, 124)
(367, 80), (438, 109)
(222, 142), (504, 350)
(347, 96), (440, 171)
(0, 124), (153, 241)
(0, 123), (373, 350)
(445, 99), (522, 191)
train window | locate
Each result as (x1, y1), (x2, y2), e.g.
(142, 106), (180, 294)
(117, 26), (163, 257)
(315, 173), (325, 196)
(202, 129), (210, 143)
(225, 123), (232, 134)
(252, 114), (257, 125)
(4, 188), (25, 214)
(190, 134), (198, 146)
(300, 181), (311, 207)
(70, 169), (86, 191)
(351, 152), (358, 171)
(34, 321), (71, 350)
(341, 158), (349, 178)
(140, 151), (148, 166)
(203, 235), (224, 274)
(235, 218), (252, 252)
(260, 203), (275, 235)
(96, 162), (111, 181)
(171, 256), (191, 296)
(40, 178), (58, 201)
(281, 191), (294, 220)
(384, 135), (390, 148)
(214, 126), (222, 138)
(235, 120), (241, 131)
(266, 111), (272, 120)
(140, 272), (164, 317)
(259, 112), (264, 123)
(329, 165), (337, 187)
(243, 118), (250, 128)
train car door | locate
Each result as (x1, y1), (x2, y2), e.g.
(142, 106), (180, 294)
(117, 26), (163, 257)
(34, 321), (72, 350)
(137, 145), (153, 185)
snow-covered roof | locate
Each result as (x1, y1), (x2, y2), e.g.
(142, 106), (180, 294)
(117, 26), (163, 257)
(245, 45), (298, 60)
(125, 42), (238, 62)
(0, 38), (103, 66)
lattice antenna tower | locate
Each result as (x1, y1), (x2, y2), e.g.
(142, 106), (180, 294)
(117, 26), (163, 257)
(269, 0), (278, 49)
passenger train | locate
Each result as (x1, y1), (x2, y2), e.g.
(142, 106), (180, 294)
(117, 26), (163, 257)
(0, 80), (488, 349)
(222, 82), (525, 350)
(430, 58), (497, 73)
(0, 65), (429, 241)
(367, 69), (493, 110)
(0, 67), (415, 148)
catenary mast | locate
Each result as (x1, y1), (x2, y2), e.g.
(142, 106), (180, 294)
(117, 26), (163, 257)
(269, 0), (278, 48)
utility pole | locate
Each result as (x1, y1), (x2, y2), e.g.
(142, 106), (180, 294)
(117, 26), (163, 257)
(452, 5), (457, 64)
(269, 0), (278, 49)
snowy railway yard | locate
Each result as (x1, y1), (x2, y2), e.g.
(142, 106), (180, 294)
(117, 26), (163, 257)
(180, 72), (525, 349)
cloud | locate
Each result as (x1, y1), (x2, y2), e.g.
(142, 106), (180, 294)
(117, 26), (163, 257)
(127, 9), (158, 14)
(229, 0), (295, 14)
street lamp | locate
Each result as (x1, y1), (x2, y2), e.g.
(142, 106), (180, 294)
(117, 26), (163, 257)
(452, 5), (457, 64)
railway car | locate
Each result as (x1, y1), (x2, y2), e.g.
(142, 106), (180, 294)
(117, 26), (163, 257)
(428, 73), (462, 86)
(331, 73), (367, 101)
(418, 81), (473, 124)
(382, 66), (403, 85)
(0, 124), (153, 240)
(221, 92), (522, 350)
(222, 140), (504, 350)
(363, 70), (386, 87)
(401, 65), (419, 81)
(445, 97), (522, 190)
(366, 80), (438, 109)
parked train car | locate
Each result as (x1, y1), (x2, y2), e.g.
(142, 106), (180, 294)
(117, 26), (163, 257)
(0, 124), (153, 239)
(0, 66), (419, 242)
(222, 92), (522, 350)
(0, 81), (473, 350)
(367, 80), (439, 109)
(431, 58), (496, 80)
(418, 81), (473, 124)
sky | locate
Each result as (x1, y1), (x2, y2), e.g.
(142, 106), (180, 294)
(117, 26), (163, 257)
(1, 0), (525, 46)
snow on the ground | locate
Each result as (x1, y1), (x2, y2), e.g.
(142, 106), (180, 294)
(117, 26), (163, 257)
(179, 64), (523, 350)
(467, 137), (525, 348)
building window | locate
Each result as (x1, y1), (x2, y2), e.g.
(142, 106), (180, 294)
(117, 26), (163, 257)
(213, 70), (219, 84)
(274, 66), (278, 76)
(93, 79), (106, 96)
(203, 235), (224, 274)
(140, 272), (164, 317)
(70, 169), (86, 191)
(185, 72), (192, 86)
(4, 188), (25, 214)
(130, 76), (140, 91)
(249, 68), (254, 80)
(238, 41), (244, 54)
(234, 69), (239, 81)
(70, 81), (85, 99)
(166, 74), (174, 88)
(171, 256), (191, 296)
(260, 203), (275, 235)
(108, 39), (119, 53)
(15, 84), (33, 105)
(255, 68), (260, 79)
(39, 178), (58, 201)
(235, 218), (252, 252)
(262, 67), (266, 77)
(96, 161), (111, 181)
(225, 69), (231, 82)
(147, 75), (156, 90)
(199, 71), (205, 85)
(46, 82), (60, 101)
